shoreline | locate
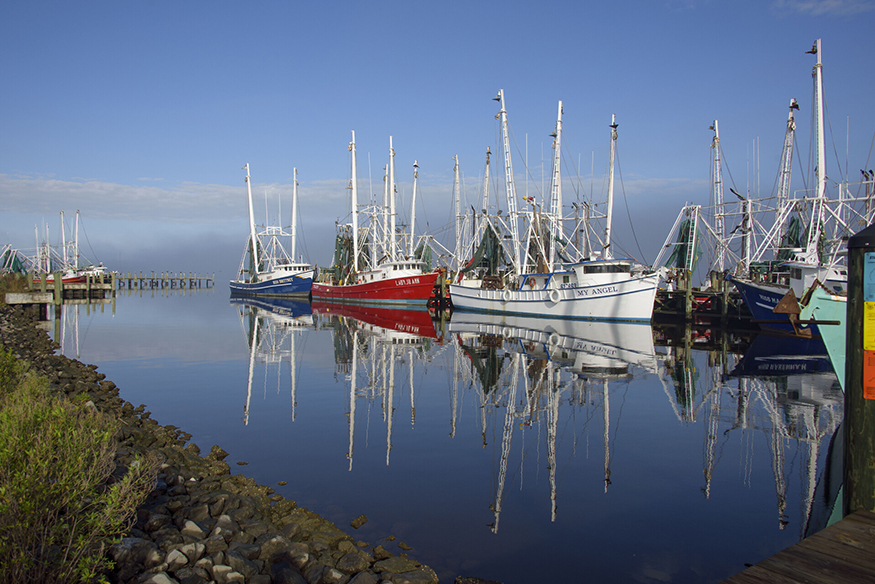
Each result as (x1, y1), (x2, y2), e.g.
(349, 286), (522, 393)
(0, 304), (472, 584)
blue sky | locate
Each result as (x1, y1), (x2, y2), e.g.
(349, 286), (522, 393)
(2, 1), (874, 279)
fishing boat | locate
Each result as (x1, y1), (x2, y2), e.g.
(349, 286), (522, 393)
(799, 283), (847, 390)
(449, 91), (659, 322)
(310, 133), (440, 306)
(230, 164), (316, 297)
(728, 40), (853, 333)
(32, 211), (109, 284)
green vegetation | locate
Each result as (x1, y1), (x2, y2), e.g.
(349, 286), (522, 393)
(0, 273), (30, 304)
(0, 347), (160, 583)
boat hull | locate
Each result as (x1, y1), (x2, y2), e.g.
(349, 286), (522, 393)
(448, 274), (659, 322)
(229, 270), (315, 297)
(728, 275), (818, 336)
(311, 271), (440, 306)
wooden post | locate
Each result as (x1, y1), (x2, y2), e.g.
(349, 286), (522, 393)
(845, 223), (875, 515)
(53, 272), (62, 306)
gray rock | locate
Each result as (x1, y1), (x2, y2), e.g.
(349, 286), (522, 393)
(110, 537), (159, 566)
(303, 563), (324, 584)
(336, 550), (373, 575)
(225, 550), (260, 580)
(185, 503), (212, 522)
(144, 513), (173, 532)
(139, 572), (180, 584)
(143, 547), (167, 570)
(180, 519), (209, 539)
(258, 533), (294, 562)
(350, 515), (368, 529)
(322, 567), (351, 584)
(271, 561), (309, 584)
(204, 533), (229, 553)
(373, 557), (420, 574)
(179, 542), (206, 564)
(228, 541), (260, 560)
(383, 569), (439, 584)
(348, 572), (379, 584)
(165, 549), (189, 572)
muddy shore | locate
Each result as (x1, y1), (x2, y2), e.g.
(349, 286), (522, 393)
(0, 305), (500, 584)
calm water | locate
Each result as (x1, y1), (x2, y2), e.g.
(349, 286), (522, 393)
(54, 290), (843, 584)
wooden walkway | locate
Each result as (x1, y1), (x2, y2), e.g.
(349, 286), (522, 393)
(721, 510), (875, 583)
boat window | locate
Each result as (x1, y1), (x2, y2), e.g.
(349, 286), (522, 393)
(563, 275), (570, 284)
(583, 264), (630, 274)
(791, 268), (802, 279)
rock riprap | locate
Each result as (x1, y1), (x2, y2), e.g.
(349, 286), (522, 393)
(0, 304), (439, 584)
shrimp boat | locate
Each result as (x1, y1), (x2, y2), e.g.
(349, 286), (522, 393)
(449, 91), (659, 322)
(311, 132), (440, 306)
(32, 211), (109, 284)
(230, 164), (315, 297)
(727, 40), (859, 335)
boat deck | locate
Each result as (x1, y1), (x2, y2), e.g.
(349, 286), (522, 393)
(720, 510), (875, 583)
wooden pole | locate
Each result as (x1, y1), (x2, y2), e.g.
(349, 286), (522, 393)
(845, 223), (875, 515)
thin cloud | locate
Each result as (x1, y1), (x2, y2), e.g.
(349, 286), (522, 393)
(773, 0), (875, 15)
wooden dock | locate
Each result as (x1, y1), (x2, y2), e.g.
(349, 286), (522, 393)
(115, 271), (214, 290)
(720, 510), (875, 583)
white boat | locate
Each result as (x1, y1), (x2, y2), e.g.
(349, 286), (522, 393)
(230, 164), (316, 297)
(449, 91), (659, 322)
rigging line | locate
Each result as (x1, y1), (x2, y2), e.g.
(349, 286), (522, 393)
(78, 216), (101, 265)
(615, 151), (647, 263)
(823, 96), (847, 184)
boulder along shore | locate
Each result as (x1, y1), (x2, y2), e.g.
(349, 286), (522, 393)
(1, 305), (498, 584)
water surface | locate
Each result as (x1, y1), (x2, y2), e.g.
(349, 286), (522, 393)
(56, 290), (843, 584)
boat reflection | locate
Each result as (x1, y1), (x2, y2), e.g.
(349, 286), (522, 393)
(726, 332), (842, 535)
(231, 296), (314, 425)
(448, 313), (658, 532)
(311, 302), (441, 469)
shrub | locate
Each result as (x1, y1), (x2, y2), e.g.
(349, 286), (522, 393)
(0, 273), (30, 304)
(0, 366), (160, 583)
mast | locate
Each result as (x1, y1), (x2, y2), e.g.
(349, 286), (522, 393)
(389, 137), (397, 262)
(349, 132), (359, 272)
(605, 115), (618, 259)
(409, 161), (419, 258)
(804, 39), (825, 263)
(548, 101), (563, 270)
(60, 211), (67, 269)
(74, 210), (79, 270)
(775, 99), (799, 256)
(244, 164), (259, 278)
(291, 168), (298, 261)
(495, 90), (521, 277)
(710, 120), (726, 271)
(453, 155), (462, 270)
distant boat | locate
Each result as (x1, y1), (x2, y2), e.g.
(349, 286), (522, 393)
(310, 132), (440, 306)
(32, 210), (109, 284)
(230, 164), (315, 297)
(449, 92), (659, 322)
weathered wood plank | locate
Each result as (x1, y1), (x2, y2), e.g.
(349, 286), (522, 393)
(721, 511), (875, 584)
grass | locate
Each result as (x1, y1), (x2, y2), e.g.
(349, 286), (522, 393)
(0, 347), (160, 583)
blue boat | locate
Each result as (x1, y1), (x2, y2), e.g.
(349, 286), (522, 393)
(230, 164), (315, 297)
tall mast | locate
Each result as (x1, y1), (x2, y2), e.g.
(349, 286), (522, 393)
(409, 161), (419, 257)
(244, 163), (259, 277)
(548, 101), (563, 270)
(349, 132), (359, 272)
(805, 39), (825, 263)
(389, 136), (397, 262)
(60, 211), (67, 269)
(453, 155), (462, 270)
(291, 168), (298, 261)
(710, 120), (726, 271)
(775, 99), (798, 255)
(495, 89), (521, 277)
(74, 210), (79, 269)
(605, 115), (618, 259)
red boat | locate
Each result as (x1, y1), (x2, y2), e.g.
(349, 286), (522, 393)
(311, 261), (440, 306)
(312, 299), (439, 340)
